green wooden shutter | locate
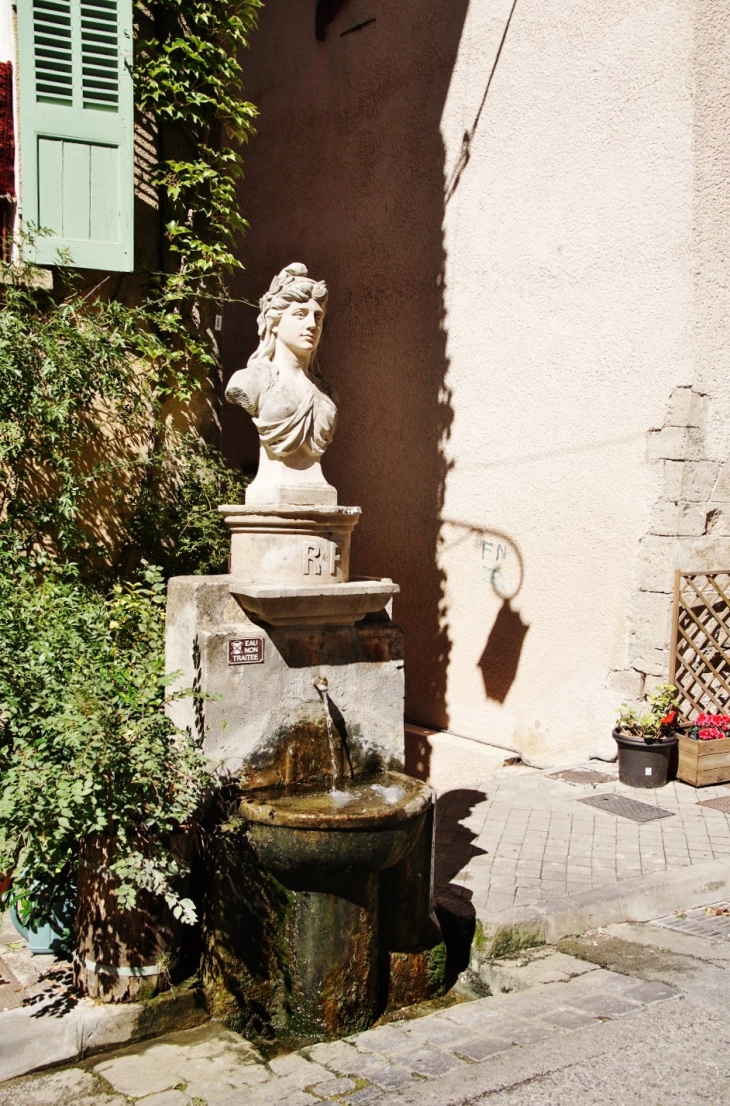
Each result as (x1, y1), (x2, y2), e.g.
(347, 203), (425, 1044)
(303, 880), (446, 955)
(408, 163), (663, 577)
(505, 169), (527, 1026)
(17, 0), (134, 270)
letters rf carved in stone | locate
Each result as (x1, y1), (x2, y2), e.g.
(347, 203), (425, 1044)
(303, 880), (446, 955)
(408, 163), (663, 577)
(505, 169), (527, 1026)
(302, 539), (341, 576)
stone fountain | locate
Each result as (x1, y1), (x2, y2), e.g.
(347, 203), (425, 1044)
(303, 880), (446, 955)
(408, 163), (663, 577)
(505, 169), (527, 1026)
(166, 264), (443, 1042)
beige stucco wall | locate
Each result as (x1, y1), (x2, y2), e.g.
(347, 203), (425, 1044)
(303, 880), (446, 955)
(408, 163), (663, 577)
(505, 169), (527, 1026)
(695, 1), (730, 438)
(224, 0), (729, 766)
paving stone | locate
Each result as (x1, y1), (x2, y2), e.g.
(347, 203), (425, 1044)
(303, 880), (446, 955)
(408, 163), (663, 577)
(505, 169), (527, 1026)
(346, 1088), (385, 1104)
(566, 993), (644, 1019)
(504, 1021), (560, 1047)
(622, 981), (680, 1004)
(183, 1079), (255, 1104)
(366, 1063), (425, 1090)
(348, 1023), (411, 1053)
(245, 1089), (318, 1106)
(306, 1040), (362, 1070)
(393, 1046), (465, 1078)
(184, 1064), (272, 1101)
(565, 967), (639, 994)
(269, 1052), (330, 1080)
(453, 1036), (514, 1062)
(541, 1006), (601, 1030)
(94, 1047), (185, 1097)
(137, 1092), (191, 1106)
(0, 1069), (118, 1106)
(439, 999), (503, 1028)
(400, 1015), (467, 1045)
(436, 765), (730, 927)
(93, 1027), (265, 1099)
(487, 992), (557, 1019)
(308, 1075), (357, 1096)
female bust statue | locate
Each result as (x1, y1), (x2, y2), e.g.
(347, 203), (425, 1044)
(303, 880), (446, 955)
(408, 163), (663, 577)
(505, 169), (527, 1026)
(226, 263), (338, 506)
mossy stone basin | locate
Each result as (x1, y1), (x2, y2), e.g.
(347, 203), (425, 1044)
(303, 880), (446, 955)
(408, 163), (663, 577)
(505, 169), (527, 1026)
(239, 770), (432, 875)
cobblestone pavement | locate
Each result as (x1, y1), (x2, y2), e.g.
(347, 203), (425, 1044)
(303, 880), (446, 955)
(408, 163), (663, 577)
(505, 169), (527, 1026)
(434, 764), (730, 917)
(0, 961), (682, 1106)
(4, 764), (730, 1103)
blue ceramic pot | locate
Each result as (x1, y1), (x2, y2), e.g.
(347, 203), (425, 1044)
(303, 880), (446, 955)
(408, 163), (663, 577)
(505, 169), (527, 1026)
(10, 893), (75, 955)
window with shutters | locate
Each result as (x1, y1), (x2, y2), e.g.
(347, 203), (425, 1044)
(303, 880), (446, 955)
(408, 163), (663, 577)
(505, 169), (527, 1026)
(16, 0), (134, 270)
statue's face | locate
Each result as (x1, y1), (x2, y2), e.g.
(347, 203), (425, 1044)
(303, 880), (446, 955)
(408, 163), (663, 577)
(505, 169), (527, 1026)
(274, 298), (324, 358)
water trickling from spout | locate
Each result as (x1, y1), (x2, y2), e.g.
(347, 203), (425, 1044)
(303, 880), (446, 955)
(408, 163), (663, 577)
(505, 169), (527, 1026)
(313, 676), (339, 789)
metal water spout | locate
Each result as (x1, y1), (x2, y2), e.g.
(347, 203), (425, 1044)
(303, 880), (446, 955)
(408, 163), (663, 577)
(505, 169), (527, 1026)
(313, 676), (339, 787)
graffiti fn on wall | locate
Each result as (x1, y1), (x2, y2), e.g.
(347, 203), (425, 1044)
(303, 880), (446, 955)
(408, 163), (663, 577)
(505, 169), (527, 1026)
(480, 537), (523, 601)
(481, 539), (507, 587)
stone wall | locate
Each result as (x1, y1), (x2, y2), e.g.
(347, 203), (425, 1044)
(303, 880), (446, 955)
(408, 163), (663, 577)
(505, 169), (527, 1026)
(611, 387), (730, 704)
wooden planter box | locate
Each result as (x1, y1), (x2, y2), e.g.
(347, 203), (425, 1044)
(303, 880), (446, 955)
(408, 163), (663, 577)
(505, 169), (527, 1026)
(677, 732), (730, 787)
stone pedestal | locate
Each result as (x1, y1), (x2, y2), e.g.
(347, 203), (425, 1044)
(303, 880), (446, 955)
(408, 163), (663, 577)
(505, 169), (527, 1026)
(244, 451), (338, 508)
(219, 504), (360, 585)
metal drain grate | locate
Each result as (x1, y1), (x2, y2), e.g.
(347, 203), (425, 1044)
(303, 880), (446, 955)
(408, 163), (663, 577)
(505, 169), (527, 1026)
(652, 902), (730, 941)
(549, 768), (615, 786)
(698, 796), (730, 814)
(578, 794), (674, 822)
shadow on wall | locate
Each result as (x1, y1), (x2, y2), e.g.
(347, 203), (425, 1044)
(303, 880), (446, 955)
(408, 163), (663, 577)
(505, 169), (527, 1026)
(443, 519), (530, 704)
(221, 0), (473, 732)
(433, 788), (488, 977)
(479, 600), (530, 703)
(404, 726), (432, 782)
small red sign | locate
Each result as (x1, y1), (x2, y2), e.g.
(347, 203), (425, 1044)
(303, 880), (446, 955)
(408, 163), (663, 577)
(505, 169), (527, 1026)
(228, 638), (264, 665)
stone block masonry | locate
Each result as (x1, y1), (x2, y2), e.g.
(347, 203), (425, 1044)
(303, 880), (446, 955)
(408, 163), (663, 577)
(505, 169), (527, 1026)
(613, 387), (730, 703)
(165, 575), (405, 781)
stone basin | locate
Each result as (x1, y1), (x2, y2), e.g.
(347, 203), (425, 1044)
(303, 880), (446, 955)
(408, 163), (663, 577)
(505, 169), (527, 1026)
(237, 770), (434, 1038)
(229, 578), (400, 627)
(239, 771), (432, 874)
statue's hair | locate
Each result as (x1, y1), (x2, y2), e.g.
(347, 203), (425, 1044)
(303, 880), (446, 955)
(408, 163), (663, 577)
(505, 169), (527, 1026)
(248, 263), (328, 369)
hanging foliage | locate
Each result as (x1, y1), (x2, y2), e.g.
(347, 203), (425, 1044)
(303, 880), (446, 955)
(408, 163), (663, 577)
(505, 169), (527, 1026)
(135, 0), (261, 297)
(0, 2), (260, 927)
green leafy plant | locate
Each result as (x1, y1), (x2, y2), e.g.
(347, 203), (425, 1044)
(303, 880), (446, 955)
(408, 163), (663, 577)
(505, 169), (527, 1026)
(134, 0), (261, 304)
(0, 562), (210, 923)
(0, 0), (259, 926)
(616, 683), (680, 744)
(127, 429), (247, 578)
(0, 256), (249, 921)
(0, 253), (247, 574)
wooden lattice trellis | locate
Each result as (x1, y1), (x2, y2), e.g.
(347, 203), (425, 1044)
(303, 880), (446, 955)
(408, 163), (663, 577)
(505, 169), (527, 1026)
(669, 571), (730, 722)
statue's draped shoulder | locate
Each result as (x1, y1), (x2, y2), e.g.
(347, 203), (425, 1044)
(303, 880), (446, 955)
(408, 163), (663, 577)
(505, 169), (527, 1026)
(224, 359), (275, 417)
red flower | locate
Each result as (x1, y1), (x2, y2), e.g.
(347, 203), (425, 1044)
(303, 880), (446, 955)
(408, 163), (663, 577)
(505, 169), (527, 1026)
(660, 710), (678, 727)
(695, 713), (730, 727)
(698, 727), (725, 741)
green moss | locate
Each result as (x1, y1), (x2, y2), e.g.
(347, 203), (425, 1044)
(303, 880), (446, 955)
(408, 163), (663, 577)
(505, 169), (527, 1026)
(132, 979), (209, 1039)
(473, 921), (487, 953)
(471, 918), (546, 962)
(201, 819), (297, 1041)
(426, 941), (447, 988)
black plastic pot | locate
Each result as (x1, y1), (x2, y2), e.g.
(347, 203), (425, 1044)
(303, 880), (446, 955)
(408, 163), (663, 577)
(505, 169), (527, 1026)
(612, 728), (678, 788)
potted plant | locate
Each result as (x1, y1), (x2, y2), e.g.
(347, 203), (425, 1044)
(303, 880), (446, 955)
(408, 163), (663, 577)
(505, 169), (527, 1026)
(614, 683), (680, 788)
(677, 712), (730, 787)
(8, 883), (76, 956)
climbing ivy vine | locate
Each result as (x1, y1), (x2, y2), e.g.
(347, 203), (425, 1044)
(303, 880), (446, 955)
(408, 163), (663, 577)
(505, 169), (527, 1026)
(135, 0), (261, 294)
